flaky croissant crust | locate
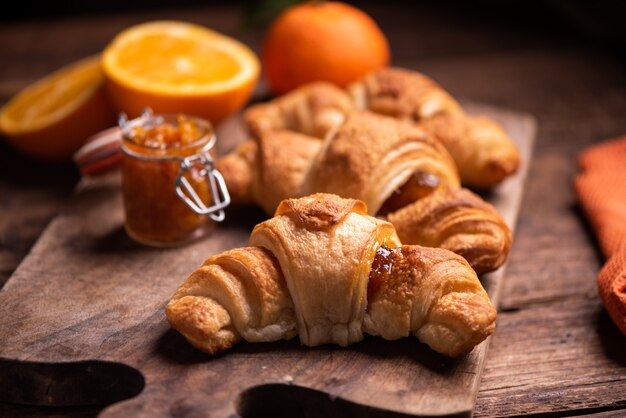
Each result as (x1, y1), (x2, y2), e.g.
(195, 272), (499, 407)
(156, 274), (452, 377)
(167, 194), (496, 358)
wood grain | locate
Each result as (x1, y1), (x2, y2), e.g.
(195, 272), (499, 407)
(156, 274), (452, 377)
(0, 104), (534, 418)
(0, 144), (78, 288)
(474, 150), (626, 417)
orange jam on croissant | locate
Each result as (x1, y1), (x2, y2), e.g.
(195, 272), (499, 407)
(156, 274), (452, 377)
(379, 170), (441, 215)
(121, 114), (215, 246)
(368, 245), (402, 299)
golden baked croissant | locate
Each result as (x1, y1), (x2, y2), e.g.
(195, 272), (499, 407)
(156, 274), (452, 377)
(166, 194), (496, 357)
(386, 185), (512, 274)
(217, 81), (348, 211)
(349, 67), (520, 188)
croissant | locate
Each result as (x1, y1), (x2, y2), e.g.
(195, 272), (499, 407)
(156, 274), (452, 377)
(386, 186), (512, 274)
(349, 67), (520, 188)
(166, 194), (496, 357)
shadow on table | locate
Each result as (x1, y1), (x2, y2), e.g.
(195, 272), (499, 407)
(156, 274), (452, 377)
(596, 309), (626, 366)
(0, 357), (144, 418)
(0, 402), (103, 418)
(573, 205), (626, 365)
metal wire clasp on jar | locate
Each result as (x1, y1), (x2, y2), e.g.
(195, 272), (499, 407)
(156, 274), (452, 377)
(119, 108), (230, 246)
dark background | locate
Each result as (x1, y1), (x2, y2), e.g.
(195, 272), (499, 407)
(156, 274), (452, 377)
(3, 0), (626, 56)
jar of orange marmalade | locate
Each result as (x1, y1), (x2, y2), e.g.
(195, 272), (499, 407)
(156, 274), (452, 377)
(119, 109), (230, 246)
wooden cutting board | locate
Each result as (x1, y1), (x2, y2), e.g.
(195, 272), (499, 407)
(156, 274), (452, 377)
(0, 103), (535, 418)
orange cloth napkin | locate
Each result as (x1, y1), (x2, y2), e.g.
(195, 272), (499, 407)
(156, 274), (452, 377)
(575, 136), (626, 335)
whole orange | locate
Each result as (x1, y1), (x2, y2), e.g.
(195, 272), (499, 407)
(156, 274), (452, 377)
(263, 1), (390, 95)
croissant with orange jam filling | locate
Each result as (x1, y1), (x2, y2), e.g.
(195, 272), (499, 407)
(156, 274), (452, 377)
(166, 194), (496, 358)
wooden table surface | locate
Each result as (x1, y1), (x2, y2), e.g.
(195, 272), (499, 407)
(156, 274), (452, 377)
(1, 2), (625, 417)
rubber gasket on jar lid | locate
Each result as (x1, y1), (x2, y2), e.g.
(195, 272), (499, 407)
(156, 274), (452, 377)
(73, 127), (122, 176)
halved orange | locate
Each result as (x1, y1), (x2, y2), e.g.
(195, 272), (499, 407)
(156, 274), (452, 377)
(101, 21), (260, 124)
(0, 55), (117, 161)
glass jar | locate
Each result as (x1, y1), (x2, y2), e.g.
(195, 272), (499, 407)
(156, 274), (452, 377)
(120, 109), (230, 247)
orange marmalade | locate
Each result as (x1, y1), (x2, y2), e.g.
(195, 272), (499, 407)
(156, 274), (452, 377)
(378, 170), (441, 216)
(121, 113), (217, 246)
